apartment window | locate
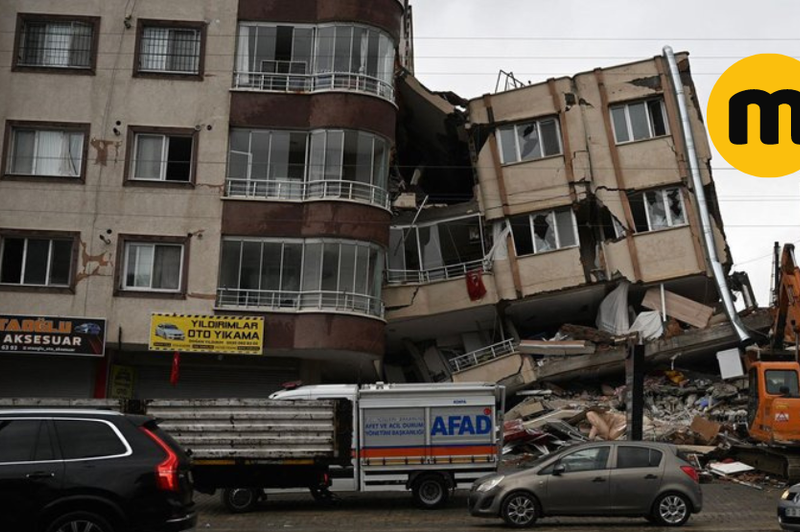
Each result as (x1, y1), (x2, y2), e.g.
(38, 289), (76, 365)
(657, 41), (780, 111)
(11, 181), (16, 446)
(629, 187), (686, 233)
(497, 118), (562, 164)
(611, 99), (668, 144)
(510, 208), (578, 256)
(127, 128), (196, 184)
(4, 122), (88, 179)
(234, 23), (395, 100)
(119, 237), (186, 295)
(0, 232), (76, 288)
(388, 215), (487, 283)
(226, 128), (389, 206)
(14, 14), (99, 72)
(218, 238), (384, 317)
(136, 20), (205, 78)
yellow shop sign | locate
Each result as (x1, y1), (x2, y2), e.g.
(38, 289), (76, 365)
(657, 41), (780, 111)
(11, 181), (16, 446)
(149, 314), (264, 355)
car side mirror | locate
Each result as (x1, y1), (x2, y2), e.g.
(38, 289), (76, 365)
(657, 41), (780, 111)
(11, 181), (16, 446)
(552, 464), (566, 476)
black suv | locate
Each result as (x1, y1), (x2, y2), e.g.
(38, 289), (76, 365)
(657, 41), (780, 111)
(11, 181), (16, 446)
(0, 409), (195, 532)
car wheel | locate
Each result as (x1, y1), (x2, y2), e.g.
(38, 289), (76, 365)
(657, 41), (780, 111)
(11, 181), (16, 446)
(412, 474), (449, 509)
(652, 492), (691, 527)
(501, 492), (538, 528)
(222, 487), (262, 513)
(46, 511), (114, 532)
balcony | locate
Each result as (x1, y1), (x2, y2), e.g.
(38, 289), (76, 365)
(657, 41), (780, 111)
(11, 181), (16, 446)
(225, 178), (390, 210)
(448, 338), (518, 373)
(232, 70), (394, 102)
(386, 258), (491, 285)
(216, 288), (385, 319)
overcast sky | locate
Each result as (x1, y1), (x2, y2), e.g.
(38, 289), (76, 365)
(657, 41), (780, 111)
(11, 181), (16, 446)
(411, 0), (800, 308)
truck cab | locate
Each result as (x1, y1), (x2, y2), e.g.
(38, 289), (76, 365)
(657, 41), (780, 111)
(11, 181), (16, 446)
(271, 382), (505, 508)
(748, 359), (800, 445)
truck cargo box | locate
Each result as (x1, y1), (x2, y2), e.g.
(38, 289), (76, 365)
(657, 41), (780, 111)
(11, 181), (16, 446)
(144, 398), (351, 464)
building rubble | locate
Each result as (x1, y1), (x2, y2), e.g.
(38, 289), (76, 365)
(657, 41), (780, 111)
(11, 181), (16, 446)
(501, 362), (788, 489)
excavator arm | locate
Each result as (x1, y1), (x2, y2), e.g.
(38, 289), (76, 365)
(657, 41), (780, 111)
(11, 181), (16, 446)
(772, 243), (800, 350)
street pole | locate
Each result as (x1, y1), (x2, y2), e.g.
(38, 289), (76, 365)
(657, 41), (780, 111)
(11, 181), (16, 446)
(625, 338), (644, 441)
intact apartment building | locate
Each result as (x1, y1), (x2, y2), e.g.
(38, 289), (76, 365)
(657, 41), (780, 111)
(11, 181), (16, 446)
(0, 0), (733, 398)
(0, 0), (408, 397)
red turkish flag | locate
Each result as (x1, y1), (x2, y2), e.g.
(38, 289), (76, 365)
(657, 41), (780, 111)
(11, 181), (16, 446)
(466, 269), (487, 301)
(170, 351), (180, 386)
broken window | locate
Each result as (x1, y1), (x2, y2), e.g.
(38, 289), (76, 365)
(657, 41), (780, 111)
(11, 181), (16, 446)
(510, 207), (578, 257)
(387, 215), (487, 283)
(497, 117), (562, 164)
(610, 98), (669, 144)
(628, 187), (687, 233)
(599, 207), (627, 240)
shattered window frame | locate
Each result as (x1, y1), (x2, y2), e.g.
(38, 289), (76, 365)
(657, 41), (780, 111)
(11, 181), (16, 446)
(511, 207), (579, 257)
(387, 214), (488, 283)
(630, 187), (687, 233)
(610, 98), (669, 144)
(496, 117), (563, 165)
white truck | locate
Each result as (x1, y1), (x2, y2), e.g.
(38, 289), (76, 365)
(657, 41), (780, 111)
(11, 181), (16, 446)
(2, 382), (504, 512)
(266, 381), (505, 509)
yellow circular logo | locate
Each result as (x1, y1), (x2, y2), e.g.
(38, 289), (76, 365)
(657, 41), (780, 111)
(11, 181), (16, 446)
(707, 53), (800, 178)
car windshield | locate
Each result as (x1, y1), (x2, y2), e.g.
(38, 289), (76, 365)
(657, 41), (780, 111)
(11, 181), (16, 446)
(164, 325), (179, 330)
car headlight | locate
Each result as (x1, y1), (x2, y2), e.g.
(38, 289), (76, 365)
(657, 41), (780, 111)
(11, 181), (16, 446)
(783, 490), (794, 500)
(476, 476), (504, 492)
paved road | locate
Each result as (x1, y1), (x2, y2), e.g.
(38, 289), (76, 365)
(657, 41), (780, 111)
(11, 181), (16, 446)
(193, 480), (783, 532)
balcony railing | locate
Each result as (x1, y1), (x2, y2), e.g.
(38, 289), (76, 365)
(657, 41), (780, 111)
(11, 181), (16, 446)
(226, 178), (390, 209)
(386, 258), (491, 285)
(232, 70), (394, 102)
(216, 288), (385, 319)
(449, 338), (518, 373)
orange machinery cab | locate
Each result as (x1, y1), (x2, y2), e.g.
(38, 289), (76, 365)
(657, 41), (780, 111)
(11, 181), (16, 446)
(747, 357), (800, 445)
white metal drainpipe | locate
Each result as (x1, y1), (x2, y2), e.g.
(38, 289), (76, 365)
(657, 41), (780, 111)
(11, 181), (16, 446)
(662, 46), (750, 343)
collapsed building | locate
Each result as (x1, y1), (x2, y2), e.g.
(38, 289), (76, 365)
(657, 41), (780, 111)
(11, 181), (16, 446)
(384, 53), (769, 391)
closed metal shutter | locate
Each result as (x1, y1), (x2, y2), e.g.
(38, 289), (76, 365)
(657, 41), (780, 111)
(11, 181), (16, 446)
(0, 355), (96, 398)
(134, 360), (300, 399)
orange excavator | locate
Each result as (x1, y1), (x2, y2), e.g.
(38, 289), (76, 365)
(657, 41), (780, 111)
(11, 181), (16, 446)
(737, 243), (800, 478)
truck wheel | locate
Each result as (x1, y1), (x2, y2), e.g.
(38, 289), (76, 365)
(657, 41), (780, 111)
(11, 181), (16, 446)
(222, 487), (262, 513)
(412, 474), (449, 509)
(310, 486), (336, 505)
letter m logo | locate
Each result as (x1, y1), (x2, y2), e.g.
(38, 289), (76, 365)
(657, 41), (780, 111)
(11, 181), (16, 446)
(728, 89), (800, 145)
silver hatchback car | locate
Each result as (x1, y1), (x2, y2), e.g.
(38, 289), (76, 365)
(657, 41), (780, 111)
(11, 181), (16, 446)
(469, 441), (702, 527)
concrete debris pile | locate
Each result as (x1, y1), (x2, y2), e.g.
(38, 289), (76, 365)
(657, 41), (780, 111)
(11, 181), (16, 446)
(500, 369), (787, 488)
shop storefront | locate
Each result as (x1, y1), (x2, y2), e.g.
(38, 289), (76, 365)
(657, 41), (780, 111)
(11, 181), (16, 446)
(0, 315), (106, 398)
